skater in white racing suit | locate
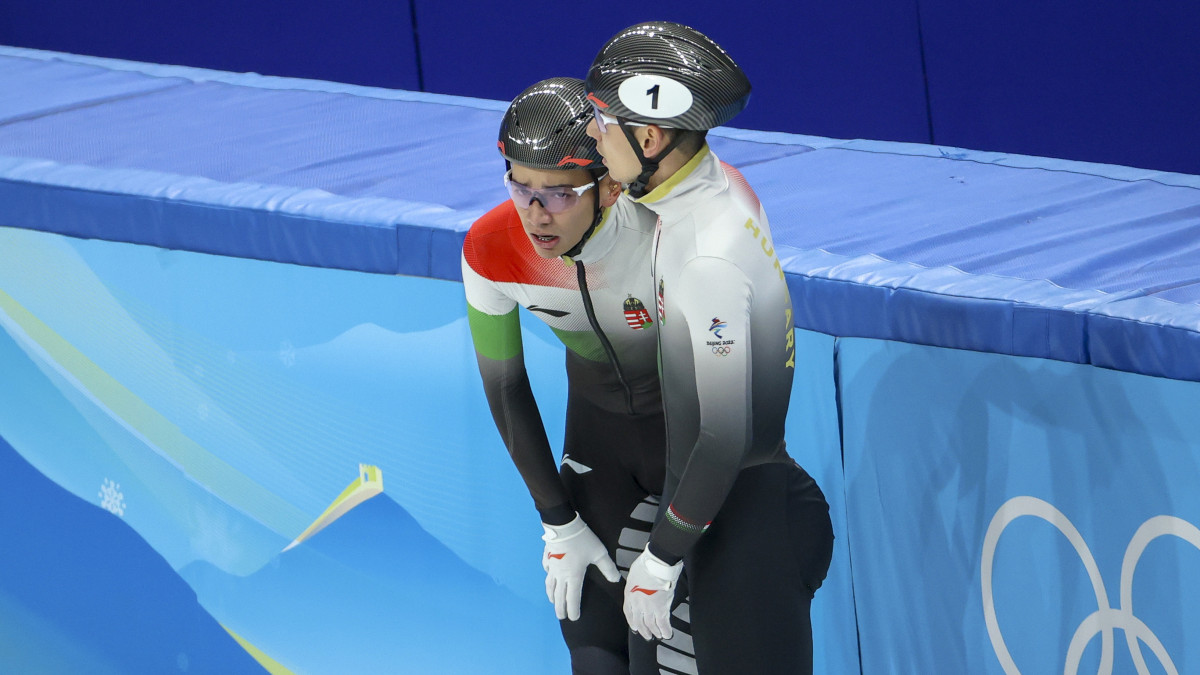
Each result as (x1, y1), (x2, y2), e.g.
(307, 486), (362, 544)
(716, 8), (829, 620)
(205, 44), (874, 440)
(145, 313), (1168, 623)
(585, 23), (835, 674)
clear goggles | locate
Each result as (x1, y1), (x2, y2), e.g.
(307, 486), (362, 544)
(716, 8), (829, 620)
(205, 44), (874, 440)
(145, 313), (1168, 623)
(504, 170), (603, 213)
(590, 103), (669, 135)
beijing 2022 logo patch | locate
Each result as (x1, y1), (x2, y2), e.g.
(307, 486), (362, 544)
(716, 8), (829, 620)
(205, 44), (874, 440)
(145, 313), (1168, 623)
(706, 317), (734, 356)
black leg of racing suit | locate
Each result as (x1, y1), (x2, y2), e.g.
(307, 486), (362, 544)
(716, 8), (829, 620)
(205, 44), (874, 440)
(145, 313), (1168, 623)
(556, 391), (677, 674)
(683, 461), (834, 674)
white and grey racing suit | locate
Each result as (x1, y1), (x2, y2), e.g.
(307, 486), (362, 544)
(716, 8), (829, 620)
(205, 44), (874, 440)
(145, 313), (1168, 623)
(636, 144), (833, 673)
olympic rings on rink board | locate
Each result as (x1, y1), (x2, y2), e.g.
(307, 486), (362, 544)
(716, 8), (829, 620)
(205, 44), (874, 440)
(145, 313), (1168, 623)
(711, 345), (731, 356)
(981, 495), (1200, 675)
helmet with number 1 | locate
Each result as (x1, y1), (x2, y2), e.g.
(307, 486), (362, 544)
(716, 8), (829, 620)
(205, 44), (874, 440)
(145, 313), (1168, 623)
(498, 77), (602, 170)
(584, 21), (751, 131)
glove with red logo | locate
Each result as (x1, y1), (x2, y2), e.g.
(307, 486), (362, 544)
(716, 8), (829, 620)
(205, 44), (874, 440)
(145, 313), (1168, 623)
(623, 545), (683, 640)
(541, 515), (621, 621)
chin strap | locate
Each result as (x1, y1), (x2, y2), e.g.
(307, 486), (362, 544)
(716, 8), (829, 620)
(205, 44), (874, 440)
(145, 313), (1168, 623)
(620, 121), (687, 199)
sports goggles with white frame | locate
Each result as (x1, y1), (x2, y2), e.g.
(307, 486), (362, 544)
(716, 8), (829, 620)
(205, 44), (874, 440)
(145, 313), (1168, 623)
(590, 103), (673, 134)
(503, 170), (604, 213)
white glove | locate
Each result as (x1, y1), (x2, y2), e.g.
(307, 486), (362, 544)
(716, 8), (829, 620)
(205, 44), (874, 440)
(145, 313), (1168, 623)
(541, 515), (621, 621)
(623, 545), (683, 640)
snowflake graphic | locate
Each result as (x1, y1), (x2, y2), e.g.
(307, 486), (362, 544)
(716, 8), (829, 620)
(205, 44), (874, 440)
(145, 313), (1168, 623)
(279, 341), (297, 368)
(99, 478), (126, 517)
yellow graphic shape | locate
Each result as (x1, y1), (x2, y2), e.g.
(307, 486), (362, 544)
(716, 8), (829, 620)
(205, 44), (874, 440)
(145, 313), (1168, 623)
(223, 625), (296, 675)
(0, 288), (308, 535)
(283, 464), (383, 552)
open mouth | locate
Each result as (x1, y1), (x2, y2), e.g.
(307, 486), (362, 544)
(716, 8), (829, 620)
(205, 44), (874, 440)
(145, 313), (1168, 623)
(530, 233), (560, 249)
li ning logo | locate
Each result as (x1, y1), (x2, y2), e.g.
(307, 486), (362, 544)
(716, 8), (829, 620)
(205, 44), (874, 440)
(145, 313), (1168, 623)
(981, 496), (1200, 675)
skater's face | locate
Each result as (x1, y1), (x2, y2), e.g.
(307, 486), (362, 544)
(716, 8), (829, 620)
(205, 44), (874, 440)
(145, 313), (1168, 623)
(586, 111), (666, 186)
(507, 165), (617, 259)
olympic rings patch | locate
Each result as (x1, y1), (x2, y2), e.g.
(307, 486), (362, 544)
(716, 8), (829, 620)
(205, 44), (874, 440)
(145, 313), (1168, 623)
(712, 345), (732, 356)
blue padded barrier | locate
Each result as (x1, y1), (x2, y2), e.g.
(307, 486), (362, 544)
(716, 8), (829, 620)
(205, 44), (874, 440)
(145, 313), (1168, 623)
(3, 46), (1199, 381)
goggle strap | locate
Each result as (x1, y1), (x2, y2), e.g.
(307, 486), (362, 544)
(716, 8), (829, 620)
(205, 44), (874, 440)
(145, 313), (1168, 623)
(562, 168), (607, 258)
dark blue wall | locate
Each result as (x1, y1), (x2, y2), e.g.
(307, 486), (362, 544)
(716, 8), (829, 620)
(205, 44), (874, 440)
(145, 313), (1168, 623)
(412, 1), (932, 144)
(0, 0), (421, 89)
(2, 1), (1197, 174)
(918, 0), (1200, 174)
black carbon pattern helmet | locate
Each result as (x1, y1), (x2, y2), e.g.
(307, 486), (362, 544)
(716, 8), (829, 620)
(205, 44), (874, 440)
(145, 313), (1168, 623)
(498, 77), (602, 170)
(585, 22), (751, 131)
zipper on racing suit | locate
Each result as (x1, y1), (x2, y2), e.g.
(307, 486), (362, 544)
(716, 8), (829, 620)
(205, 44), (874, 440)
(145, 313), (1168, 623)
(575, 260), (635, 415)
(650, 217), (672, 469)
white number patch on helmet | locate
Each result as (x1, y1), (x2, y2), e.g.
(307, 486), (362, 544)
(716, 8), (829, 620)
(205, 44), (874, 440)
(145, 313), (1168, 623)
(618, 74), (693, 119)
